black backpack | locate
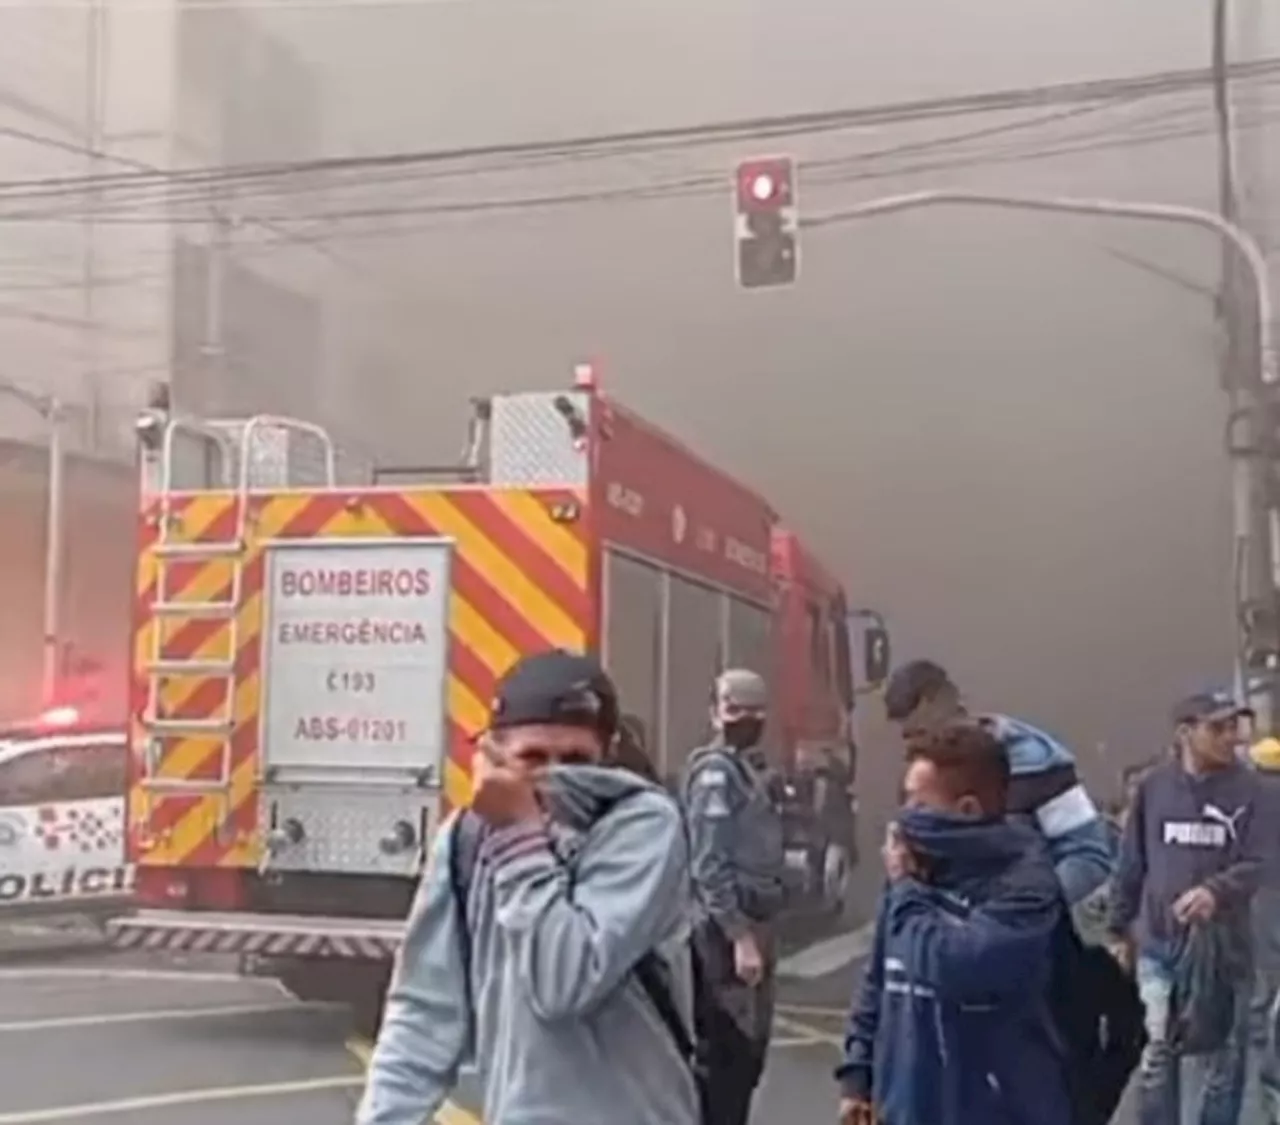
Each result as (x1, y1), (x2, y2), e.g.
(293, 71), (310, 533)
(1051, 921), (1146, 1125)
(446, 809), (708, 1109)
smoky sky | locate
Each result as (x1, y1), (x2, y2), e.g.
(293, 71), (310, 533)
(173, 0), (1280, 799)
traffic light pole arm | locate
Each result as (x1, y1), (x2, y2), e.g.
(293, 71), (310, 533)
(806, 189), (1276, 719)
(804, 190), (1276, 385)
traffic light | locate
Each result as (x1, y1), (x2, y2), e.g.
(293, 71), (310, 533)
(734, 156), (798, 289)
(1242, 599), (1280, 673)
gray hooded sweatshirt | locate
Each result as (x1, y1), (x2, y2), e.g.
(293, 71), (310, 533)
(355, 765), (700, 1125)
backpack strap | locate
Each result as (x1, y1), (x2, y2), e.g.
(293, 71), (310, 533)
(448, 810), (484, 989)
(633, 951), (696, 1063)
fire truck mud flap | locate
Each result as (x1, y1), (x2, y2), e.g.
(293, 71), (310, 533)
(107, 909), (405, 961)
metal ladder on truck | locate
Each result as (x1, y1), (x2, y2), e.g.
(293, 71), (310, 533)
(138, 414), (336, 838)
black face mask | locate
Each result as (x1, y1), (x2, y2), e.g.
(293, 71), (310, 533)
(722, 717), (764, 751)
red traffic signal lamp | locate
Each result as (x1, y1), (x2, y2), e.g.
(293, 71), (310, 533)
(734, 156), (798, 289)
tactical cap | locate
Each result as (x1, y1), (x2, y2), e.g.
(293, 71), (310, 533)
(714, 668), (768, 710)
(489, 649), (619, 739)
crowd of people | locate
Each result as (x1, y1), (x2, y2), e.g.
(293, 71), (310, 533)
(843, 669), (1278, 1125)
(351, 647), (1280, 1125)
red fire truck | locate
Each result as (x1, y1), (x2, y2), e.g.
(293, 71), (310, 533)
(108, 368), (885, 962)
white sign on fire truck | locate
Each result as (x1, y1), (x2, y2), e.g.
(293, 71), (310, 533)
(261, 539), (452, 775)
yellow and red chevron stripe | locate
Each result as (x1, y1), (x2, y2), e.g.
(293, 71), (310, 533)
(128, 487), (592, 870)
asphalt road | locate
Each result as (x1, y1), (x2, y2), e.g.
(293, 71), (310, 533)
(0, 924), (1162, 1125)
(0, 953), (366, 1125)
(0, 933), (860, 1125)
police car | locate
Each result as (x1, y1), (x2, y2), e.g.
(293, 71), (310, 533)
(0, 710), (132, 917)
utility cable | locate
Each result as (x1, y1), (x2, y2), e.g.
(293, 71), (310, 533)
(1, 55), (1278, 206)
(12, 96), (1274, 233)
(4, 82), (1277, 228)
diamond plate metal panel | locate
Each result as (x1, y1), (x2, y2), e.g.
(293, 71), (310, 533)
(258, 787), (438, 876)
(204, 419), (334, 488)
(489, 391), (589, 486)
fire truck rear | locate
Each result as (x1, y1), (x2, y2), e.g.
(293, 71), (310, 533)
(109, 370), (881, 962)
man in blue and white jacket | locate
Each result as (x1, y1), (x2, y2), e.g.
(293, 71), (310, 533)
(882, 659), (1113, 905)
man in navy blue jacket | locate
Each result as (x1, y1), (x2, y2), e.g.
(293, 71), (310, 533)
(835, 721), (1073, 1125)
(1108, 690), (1264, 1125)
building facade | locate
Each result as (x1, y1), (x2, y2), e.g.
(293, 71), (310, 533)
(0, 0), (336, 720)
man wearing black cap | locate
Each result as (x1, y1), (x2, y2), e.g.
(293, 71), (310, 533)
(357, 650), (699, 1125)
(1108, 690), (1264, 1125)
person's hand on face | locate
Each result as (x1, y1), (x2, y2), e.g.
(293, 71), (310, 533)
(471, 735), (543, 828)
(882, 823), (919, 882)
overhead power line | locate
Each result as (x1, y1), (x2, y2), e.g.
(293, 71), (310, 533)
(0, 54), (1275, 299)
(1, 54), (1279, 206)
(8, 90), (1276, 233)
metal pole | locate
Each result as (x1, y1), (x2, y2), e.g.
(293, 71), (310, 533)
(804, 190), (1278, 714)
(0, 380), (66, 705)
(201, 208), (228, 413)
(42, 400), (64, 705)
(1211, 0), (1255, 706)
(81, 0), (107, 446)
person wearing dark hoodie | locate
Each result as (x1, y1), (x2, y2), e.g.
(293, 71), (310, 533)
(1107, 690), (1265, 1125)
(355, 650), (699, 1125)
(835, 720), (1072, 1125)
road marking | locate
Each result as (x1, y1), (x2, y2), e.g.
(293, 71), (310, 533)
(0, 999), (342, 1034)
(346, 1037), (481, 1124)
(0, 1075), (364, 1123)
(777, 1001), (849, 1018)
(345, 1037), (373, 1065)
(771, 1033), (827, 1049)
(776, 922), (876, 979)
(0, 967), (253, 986)
(774, 1013), (842, 1047)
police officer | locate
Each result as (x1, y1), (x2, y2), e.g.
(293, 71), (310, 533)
(682, 668), (786, 1125)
